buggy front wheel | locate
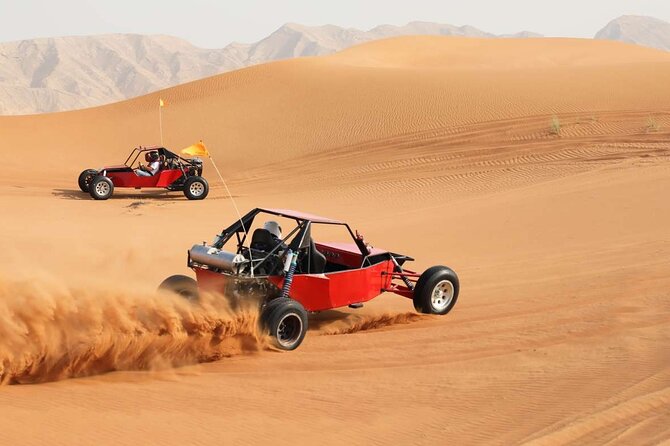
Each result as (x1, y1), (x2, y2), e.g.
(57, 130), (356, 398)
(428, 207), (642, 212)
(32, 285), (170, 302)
(413, 266), (459, 315)
(89, 176), (114, 200)
(184, 176), (209, 200)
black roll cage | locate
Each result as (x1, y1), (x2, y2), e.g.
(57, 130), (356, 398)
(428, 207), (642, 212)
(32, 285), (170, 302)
(212, 208), (373, 276)
(124, 147), (201, 169)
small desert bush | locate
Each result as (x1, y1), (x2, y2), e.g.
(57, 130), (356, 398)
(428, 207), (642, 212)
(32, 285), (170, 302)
(646, 116), (660, 132)
(550, 115), (561, 136)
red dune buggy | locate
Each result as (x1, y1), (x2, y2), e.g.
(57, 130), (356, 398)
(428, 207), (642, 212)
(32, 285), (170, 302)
(160, 208), (460, 350)
(78, 146), (208, 200)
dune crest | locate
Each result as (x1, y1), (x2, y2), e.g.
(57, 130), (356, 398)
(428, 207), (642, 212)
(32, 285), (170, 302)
(3, 36), (670, 181)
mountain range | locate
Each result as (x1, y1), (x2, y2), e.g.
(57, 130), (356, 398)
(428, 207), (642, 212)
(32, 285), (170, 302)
(595, 15), (670, 51)
(0, 16), (668, 115)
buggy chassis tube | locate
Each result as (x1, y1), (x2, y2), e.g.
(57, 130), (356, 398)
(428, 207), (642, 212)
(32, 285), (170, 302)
(381, 269), (419, 299)
(383, 271), (420, 278)
(389, 254), (416, 291)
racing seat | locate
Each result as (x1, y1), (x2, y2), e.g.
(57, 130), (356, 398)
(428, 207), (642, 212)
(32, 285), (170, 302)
(249, 228), (285, 275)
(302, 239), (326, 274)
(250, 229), (277, 252)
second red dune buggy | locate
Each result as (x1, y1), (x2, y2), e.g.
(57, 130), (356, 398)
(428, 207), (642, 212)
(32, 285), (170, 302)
(78, 146), (208, 200)
(159, 208), (460, 350)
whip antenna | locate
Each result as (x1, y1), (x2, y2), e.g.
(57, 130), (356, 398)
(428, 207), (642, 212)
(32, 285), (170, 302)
(182, 140), (254, 276)
(158, 98), (165, 145)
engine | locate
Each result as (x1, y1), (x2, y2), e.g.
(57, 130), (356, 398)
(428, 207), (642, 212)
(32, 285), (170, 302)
(189, 158), (203, 176)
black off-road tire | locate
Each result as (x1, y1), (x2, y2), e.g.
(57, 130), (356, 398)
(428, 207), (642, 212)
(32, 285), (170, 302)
(261, 298), (284, 316)
(158, 275), (199, 301)
(183, 176), (209, 200)
(78, 169), (98, 192)
(89, 176), (114, 200)
(413, 266), (459, 315)
(260, 298), (308, 351)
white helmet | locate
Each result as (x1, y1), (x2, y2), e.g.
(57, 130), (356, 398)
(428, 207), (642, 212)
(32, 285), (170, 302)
(263, 221), (282, 239)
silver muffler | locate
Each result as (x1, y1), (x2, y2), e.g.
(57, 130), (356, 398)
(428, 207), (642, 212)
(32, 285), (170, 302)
(189, 244), (247, 272)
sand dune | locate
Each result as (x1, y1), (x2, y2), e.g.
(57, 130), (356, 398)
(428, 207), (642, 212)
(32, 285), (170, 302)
(0, 36), (668, 444)
(2, 36), (670, 179)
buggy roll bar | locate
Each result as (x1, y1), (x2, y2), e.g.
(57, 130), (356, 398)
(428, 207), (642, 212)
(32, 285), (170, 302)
(212, 208), (370, 258)
(123, 147), (200, 168)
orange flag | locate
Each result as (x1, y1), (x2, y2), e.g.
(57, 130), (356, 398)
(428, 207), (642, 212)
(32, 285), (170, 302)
(181, 140), (209, 157)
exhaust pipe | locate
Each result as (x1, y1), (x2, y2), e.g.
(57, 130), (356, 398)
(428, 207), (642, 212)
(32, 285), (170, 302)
(189, 244), (247, 272)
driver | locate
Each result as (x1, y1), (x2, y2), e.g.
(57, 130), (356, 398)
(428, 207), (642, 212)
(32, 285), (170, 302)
(251, 221), (287, 253)
(136, 151), (161, 177)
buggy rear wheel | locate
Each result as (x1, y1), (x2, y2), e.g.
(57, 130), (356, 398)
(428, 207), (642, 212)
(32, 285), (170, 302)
(413, 266), (459, 315)
(89, 176), (114, 200)
(158, 275), (199, 301)
(184, 176), (209, 200)
(260, 298), (308, 351)
(78, 169), (98, 192)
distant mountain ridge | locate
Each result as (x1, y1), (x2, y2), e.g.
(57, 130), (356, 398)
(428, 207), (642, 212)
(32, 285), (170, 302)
(595, 15), (670, 51)
(2, 15), (670, 115)
(0, 21), (541, 115)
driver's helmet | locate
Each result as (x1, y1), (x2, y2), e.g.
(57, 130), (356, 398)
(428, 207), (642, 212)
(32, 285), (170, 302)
(263, 221), (282, 239)
(145, 151), (159, 162)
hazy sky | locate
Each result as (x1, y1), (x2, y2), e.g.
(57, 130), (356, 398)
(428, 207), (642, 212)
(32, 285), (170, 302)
(1, 0), (669, 47)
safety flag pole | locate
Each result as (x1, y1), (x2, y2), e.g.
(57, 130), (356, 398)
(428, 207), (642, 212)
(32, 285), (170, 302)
(181, 140), (254, 276)
(159, 98), (165, 145)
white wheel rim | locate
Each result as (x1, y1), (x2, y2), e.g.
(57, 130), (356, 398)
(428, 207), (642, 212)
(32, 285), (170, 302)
(95, 181), (110, 196)
(189, 182), (204, 196)
(276, 313), (303, 348)
(431, 280), (454, 311)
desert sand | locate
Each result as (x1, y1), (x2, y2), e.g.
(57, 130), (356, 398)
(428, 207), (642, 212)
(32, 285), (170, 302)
(0, 36), (668, 444)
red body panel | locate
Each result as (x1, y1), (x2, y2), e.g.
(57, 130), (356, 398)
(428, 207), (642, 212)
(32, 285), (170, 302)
(269, 260), (396, 311)
(194, 259), (397, 313)
(105, 169), (184, 188)
(195, 268), (232, 294)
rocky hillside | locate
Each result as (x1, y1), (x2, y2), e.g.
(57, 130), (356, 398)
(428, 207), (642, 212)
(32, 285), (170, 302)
(595, 15), (670, 51)
(0, 22), (540, 115)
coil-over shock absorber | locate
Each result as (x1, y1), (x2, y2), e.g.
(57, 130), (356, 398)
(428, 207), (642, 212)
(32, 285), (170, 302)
(281, 249), (299, 299)
(391, 255), (414, 290)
